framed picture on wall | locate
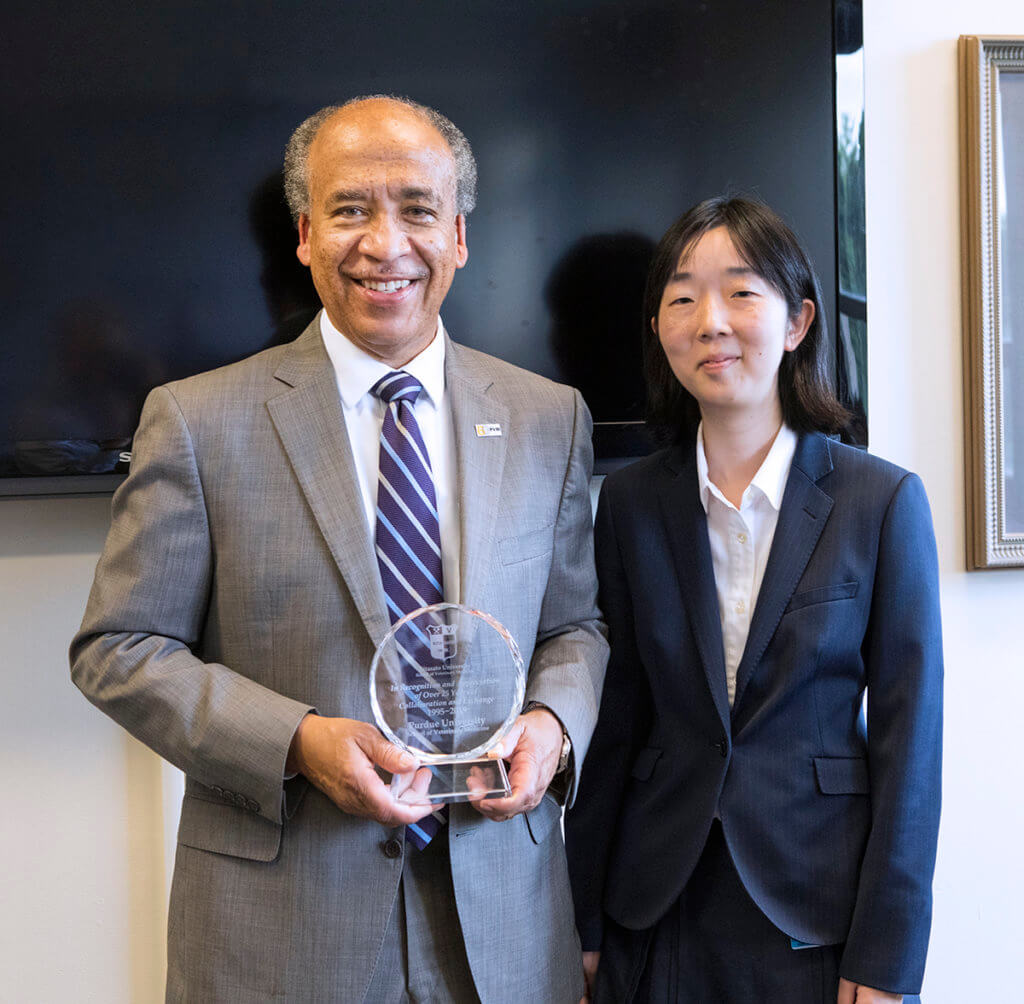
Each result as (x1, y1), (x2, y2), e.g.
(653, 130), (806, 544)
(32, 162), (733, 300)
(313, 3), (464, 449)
(959, 34), (1024, 569)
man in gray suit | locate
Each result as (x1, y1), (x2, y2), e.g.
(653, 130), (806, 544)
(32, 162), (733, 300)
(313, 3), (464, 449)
(71, 95), (607, 1002)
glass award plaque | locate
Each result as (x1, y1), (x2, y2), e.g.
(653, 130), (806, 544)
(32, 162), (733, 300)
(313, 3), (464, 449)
(369, 602), (526, 804)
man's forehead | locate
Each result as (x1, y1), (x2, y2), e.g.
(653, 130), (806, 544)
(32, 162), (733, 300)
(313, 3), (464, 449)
(309, 107), (457, 199)
(316, 101), (448, 159)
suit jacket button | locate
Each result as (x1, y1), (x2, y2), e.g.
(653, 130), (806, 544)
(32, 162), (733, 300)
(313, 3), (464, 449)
(233, 793), (248, 807)
(716, 740), (728, 758)
(246, 798), (260, 813)
(382, 838), (403, 859)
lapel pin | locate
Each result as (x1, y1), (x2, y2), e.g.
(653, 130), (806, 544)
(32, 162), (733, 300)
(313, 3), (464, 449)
(474, 423), (502, 438)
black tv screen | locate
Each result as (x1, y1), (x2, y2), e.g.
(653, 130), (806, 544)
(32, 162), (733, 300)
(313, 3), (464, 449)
(0, 0), (860, 495)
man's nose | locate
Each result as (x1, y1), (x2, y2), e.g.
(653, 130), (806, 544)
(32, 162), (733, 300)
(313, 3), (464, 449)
(360, 212), (411, 262)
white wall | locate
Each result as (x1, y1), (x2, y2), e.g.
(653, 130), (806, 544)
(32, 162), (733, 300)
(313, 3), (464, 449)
(865, 2), (1024, 999)
(0, 499), (173, 1002)
(2, 3), (1023, 999)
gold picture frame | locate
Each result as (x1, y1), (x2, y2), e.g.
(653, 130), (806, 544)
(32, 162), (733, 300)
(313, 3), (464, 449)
(959, 35), (1024, 569)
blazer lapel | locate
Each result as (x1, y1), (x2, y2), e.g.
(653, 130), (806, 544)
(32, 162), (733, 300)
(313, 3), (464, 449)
(731, 432), (835, 714)
(446, 340), (509, 608)
(266, 320), (390, 648)
(656, 444), (731, 733)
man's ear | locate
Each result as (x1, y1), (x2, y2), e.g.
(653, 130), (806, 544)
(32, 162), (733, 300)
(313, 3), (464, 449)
(454, 214), (469, 269)
(296, 214), (312, 267)
(784, 299), (815, 352)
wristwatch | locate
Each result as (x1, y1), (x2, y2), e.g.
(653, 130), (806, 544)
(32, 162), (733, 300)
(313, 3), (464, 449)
(523, 701), (572, 774)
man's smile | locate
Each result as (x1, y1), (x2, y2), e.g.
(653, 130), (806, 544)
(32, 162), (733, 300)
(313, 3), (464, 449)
(346, 274), (424, 305)
(358, 278), (413, 292)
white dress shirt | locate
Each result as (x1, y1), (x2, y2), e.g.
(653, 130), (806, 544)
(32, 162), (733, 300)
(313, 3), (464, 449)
(696, 421), (797, 706)
(319, 311), (461, 603)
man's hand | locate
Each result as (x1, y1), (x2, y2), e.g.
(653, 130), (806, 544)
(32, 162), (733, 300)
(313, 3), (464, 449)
(837, 978), (903, 1003)
(286, 714), (435, 826)
(474, 707), (564, 821)
(579, 950), (600, 1003)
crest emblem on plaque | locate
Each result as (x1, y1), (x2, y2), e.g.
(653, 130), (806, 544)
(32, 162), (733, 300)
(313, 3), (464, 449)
(427, 622), (458, 661)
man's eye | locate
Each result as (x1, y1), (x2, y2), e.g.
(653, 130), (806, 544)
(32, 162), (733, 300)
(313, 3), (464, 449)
(332, 206), (365, 218)
(670, 296), (693, 305)
(406, 207), (436, 219)
(733, 290), (756, 298)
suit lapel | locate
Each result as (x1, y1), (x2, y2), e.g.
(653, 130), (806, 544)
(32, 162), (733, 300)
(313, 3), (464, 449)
(266, 320), (390, 648)
(731, 432), (834, 714)
(446, 340), (509, 608)
(656, 444), (731, 733)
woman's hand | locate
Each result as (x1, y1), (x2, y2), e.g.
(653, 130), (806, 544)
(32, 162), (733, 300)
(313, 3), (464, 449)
(837, 977), (903, 1003)
(579, 950), (600, 1003)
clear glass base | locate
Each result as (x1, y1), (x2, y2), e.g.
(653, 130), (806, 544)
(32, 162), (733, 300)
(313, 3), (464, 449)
(391, 758), (511, 804)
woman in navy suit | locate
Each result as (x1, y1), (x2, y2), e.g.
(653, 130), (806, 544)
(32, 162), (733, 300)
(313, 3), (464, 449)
(567, 198), (942, 1003)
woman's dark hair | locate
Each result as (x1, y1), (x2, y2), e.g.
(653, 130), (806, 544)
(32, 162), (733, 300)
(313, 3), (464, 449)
(643, 196), (850, 443)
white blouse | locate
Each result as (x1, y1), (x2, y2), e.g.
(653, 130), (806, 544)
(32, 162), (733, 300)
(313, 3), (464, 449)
(696, 422), (797, 706)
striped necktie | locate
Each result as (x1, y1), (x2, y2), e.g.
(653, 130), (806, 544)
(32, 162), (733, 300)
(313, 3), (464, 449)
(371, 369), (447, 848)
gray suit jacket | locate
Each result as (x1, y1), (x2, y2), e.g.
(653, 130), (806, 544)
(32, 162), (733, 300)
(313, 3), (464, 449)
(71, 318), (608, 1003)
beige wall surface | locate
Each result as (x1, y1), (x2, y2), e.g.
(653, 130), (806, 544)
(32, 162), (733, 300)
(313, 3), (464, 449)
(3, 2), (1024, 999)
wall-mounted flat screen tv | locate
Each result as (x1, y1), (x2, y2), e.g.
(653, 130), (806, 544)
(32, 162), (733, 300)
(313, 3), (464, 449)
(0, 0), (865, 496)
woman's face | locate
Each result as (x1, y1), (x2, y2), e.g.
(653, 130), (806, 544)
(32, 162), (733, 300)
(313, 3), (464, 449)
(653, 226), (813, 426)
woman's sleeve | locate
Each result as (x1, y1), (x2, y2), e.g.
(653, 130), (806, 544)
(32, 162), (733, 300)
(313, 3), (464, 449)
(565, 478), (654, 952)
(839, 472), (943, 995)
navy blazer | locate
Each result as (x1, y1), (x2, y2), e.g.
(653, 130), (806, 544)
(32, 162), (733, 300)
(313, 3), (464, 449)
(567, 432), (942, 995)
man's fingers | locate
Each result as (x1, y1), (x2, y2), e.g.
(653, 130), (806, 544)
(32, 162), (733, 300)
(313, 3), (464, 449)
(478, 720), (535, 817)
(358, 726), (418, 774)
(409, 766), (434, 796)
(474, 749), (542, 818)
(472, 780), (528, 818)
(481, 712), (560, 816)
(291, 716), (436, 824)
(349, 761), (435, 824)
(486, 720), (524, 761)
(389, 766), (434, 806)
(506, 747), (542, 790)
(375, 797), (437, 826)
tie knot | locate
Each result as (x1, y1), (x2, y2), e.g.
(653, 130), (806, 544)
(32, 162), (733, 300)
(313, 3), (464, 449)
(372, 370), (423, 406)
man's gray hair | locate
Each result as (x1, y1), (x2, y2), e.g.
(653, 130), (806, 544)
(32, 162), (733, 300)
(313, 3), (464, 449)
(282, 95), (478, 224)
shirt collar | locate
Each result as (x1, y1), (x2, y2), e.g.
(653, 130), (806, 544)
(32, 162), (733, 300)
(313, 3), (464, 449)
(319, 310), (447, 410)
(696, 420), (797, 514)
